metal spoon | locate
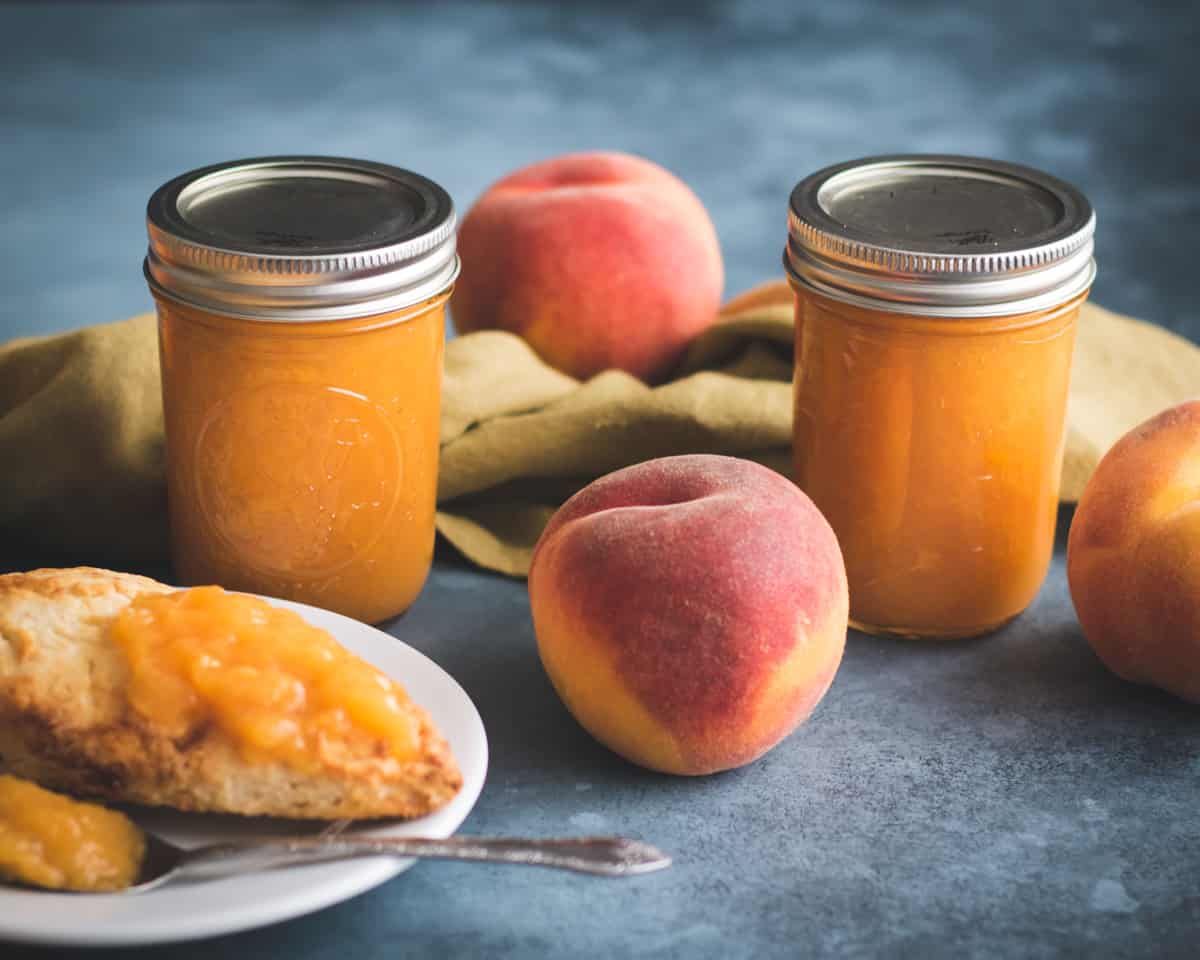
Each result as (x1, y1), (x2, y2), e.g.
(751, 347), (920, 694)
(116, 830), (671, 893)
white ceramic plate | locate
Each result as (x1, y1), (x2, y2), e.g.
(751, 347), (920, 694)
(0, 595), (488, 948)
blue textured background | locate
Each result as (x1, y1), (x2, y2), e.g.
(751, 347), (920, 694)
(3, 2), (1199, 957)
(2, 0), (1198, 341)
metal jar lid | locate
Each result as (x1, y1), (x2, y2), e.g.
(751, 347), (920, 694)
(784, 154), (1096, 317)
(145, 156), (459, 322)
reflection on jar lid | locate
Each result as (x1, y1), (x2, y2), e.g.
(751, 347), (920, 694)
(145, 156), (459, 322)
(785, 155), (1096, 317)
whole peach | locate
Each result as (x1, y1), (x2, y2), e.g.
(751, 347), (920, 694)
(1067, 401), (1200, 702)
(528, 454), (848, 775)
(451, 152), (723, 382)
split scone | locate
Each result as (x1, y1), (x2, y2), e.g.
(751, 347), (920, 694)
(0, 568), (462, 819)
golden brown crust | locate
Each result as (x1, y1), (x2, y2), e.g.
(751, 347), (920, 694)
(0, 568), (462, 819)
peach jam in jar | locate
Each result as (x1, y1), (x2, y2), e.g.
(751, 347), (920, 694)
(784, 155), (1096, 639)
(145, 157), (459, 623)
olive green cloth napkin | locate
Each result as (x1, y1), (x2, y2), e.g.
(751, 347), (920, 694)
(2, 282), (1198, 577)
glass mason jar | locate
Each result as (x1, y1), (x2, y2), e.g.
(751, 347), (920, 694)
(145, 157), (459, 623)
(784, 155), (1096, 639)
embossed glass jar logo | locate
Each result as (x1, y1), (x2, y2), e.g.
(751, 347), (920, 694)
(194, 384), (403, 580)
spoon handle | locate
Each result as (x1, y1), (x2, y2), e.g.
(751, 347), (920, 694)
(181, 835), (671, 879)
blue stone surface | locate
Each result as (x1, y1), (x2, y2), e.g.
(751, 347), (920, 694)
(2, 2), (1198, 957)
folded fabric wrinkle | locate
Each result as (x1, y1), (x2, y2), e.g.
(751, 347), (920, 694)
(1, 281), (1197, 578)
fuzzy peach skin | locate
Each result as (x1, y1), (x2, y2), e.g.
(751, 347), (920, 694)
(528, 454), (848, 775)
(450, 151), (723, 382)
(1067, 401), (1200, 703)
